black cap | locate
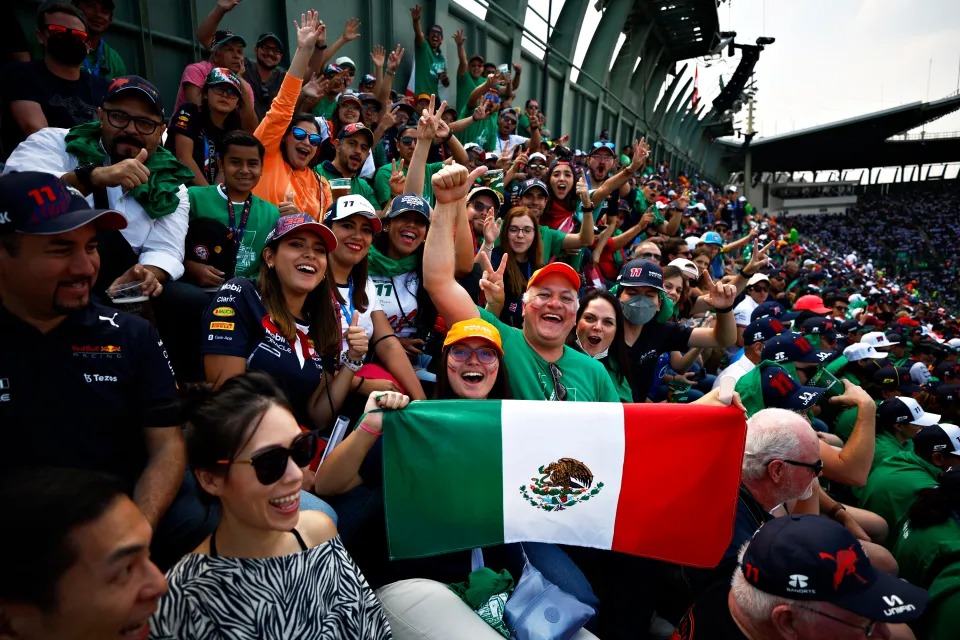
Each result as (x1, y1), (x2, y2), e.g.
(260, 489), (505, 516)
(184, 218), (238, 275)
(751, 301), (797, 323)
(914, 424), (960, 461)
(617, 259), (664, 291)
(760, 364), (824, 410)
(517, 178), (548, 197)
(387, 193), (430, 221)
(744, 317), (788, 346)
(801, 316), (837, 339)
(103, 75), (164, 117)
(0, 172), (126, 235)
(740, 515), (927, 622)
(336, 122), (374, 146)
(761, 332), (834, 365)
(212, 29), (246, 50)
(872, 366), (922, 394)
(256, 32), (282, 48)
(877, 397), (940, 428)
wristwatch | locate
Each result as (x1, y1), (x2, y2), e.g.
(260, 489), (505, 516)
(74, 163), (99, 191)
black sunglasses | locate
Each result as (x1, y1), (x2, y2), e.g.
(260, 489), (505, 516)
(549, 362), (568, 401)
(399, 136), (417, 145)
(291, 127), (322, 146)
(217, 432), (318, 485)
(770, 458), (824, 475)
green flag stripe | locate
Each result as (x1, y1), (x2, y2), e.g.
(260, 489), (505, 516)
(383, 399), (505, 559)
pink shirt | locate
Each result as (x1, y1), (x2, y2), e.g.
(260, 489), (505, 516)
(172, 61), (255, 117)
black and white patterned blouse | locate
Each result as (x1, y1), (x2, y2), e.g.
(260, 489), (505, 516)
(149, 536), (392, 639)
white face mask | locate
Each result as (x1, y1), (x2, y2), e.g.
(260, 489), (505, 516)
(576, 335), (609, 360)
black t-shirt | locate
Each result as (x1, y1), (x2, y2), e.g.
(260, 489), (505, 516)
(242, 58), (285, 121)
(626, 321), (693, 401)
(671, 581), (748, 640)
(0, 302), (179, 490)
(165, 103), (231, 184)
(492, 248), (529, 328)
(1, 60), (108, 157)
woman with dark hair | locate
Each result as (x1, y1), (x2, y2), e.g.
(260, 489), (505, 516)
(252, 11), (333, 219)
(166, 67), (244, 186)
(568, 288), (632, 402)
(150, 371), (391, 639)
(201, 214), (368, 431)
(489, 206), (543, 328)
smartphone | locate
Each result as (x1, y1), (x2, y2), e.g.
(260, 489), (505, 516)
(498, 63), (510, 75)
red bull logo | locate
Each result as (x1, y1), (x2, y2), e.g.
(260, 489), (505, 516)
(819, 546), (868, 590)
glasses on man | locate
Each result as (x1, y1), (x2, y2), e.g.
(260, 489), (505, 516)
(448, 345), (499, 365)
(217, 432), (318, 485)
(529, 163), (546, 169)
(291, 126), (322, 146)
(752, 286), (770, 294)
(102, 109), (163, 135)
(769, 458), (824, 475)
(500, 117), (518, 125)
(399, 136), (417, 146)
(644, 182), (663, 192)
(508, 225), (534, 236)
(471, 201), (496, 213)
(361, 104), (378, 112)
(796, 605), (876, 637)
(639, 252), (661, 260)
(45, 24), (88, 43)
(209, 85), (240, 99)
(548, 362), (568, 401)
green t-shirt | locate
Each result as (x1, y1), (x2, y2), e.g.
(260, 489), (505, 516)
(457, 72), (484, 114)
(894, 515), (960, 589)
(315, 162), (377, 204)
(873, 430), (914, 472)
(373, 160), (444, 208)
(459, 104), (498, 152)
(187, 185), (279, 278)
(83, 39), (126, 81)
(478, 307), (619, 402)
(857, 451), (940, 544)
(311, 97), (337, 120)
(926, 564), (960, 640)
(415, 39), (446, 97)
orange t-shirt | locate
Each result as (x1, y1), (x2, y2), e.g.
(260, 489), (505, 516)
(253, 74), (332, 220)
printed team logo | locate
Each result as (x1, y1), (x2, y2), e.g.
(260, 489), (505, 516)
(786, 573), (815, 595)
(212, 307), (235, 317)
(519, 458), (603, 512)
(209, 321), (235, 331)
(193, 244), (209, 261)
(819, 545), (867, 590)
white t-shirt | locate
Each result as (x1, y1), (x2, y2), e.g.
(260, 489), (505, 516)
(712, 357), (757, 389)
(494, 134), (529, 155)
(337, 277), (381, 354)
(733, 297), (759, 327)
(370, 271), (420, 338)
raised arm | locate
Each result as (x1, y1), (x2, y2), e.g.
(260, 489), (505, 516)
(688, 275), (738, 348)
(377, 45), (404, 106)
(423, 164), (488, 325)
(560, 176), (594, 250)
(411, 4), (425, 45)
(821, 382), (877, 487)
(590, 138), (649, 205)
(309, 17), (361, 75)
(195, 0), (238, 51)
(722, 227), (758, 256)
(612, 211), (655, 251)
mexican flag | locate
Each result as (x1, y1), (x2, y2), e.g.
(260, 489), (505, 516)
(383, 400), (747, 567)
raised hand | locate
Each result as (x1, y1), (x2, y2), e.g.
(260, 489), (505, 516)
(432, 163), (487, 205)
(345, 311), (368, 360)
(294, 10), (322, 50)
(92, 148), (150, 192)
(453, 29), (465, 47)
(370, 44), (386, 68)
(387, 44), (404, 74)
(278, 192), (298, 216)
(482, 210), (501, 245)
(628, 137), (649, 171)
(342, 17), (361, 42)
(472, 98), (493, 122)
(410, 4), (422, 22)
(700, 277), (737, 310)
(513, 62), (522, 75)
(216, 0), (240, 11)
(478, 250), (508, 308)
(744, 238), (775, 275)
(301, 73), (327, 100)
(380, 105), (400, 130)
(575, 175), (590, 204)
(388, 159), (407, 195)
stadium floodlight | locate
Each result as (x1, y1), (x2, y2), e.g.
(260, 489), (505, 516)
(756, 37), (775, 46)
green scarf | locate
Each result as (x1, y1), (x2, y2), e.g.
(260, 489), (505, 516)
(367, 244), (418, 278)
(64, 121), (195, 219)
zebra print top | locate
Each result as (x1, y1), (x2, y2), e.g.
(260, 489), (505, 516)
(149, 536), (392, 639)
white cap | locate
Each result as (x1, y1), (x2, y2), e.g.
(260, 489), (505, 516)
(529, 152), (547, 162)
(738, 196), (747, 203)
(334, 56), (356, 69)
(894, 396), (941, 426)
(948, 338), (960, 349)
(746, 273), (770, 288)
(323, 194), (382, 233)
(685, 236), (701, 251)
(667, 189), (677, 197)
(486, 151), (500, 160)
(728, 185), (738, 193)
(911, 361), (932, 385)
(803, 258), (817, 267)
(655, 200), (669, 210)
(861, 331), (899, 348)
(695, 202), (707, 211)
(668, 258), (699, 280)
(843, 343), (889, 362)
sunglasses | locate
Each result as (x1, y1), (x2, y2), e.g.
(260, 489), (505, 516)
(291, 127), (322, 146)
(45, 24), (88, 43)
(448, 345), (499, 365)
(592, 141), (615, 150)
(644, 183), (663, 192)
(752, 286), (770, 294)
(639, 252), (661, 260)
(217, 432), (319, 485)
(549, 362), (568, 401)
(529, 163), (546, 169)
(500, 117), (518, 125)
(399, 136), (417, 145)
(771, 458), (824, 475)
(470, 201), (495, 213)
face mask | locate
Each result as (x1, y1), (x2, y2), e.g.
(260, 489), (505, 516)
(575, 335), (609, 360)
(622, 295), (658, 326)
(47, 35), (89, 66)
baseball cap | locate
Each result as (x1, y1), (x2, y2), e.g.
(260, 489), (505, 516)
(415, 93), (431, 103)
(529, 152), (547, 163)
(184, 218), (237, 275)
(393, 102), (416, 118)
(212, 29), (246, 49)
(337, 122), (374, 146)
(861, 331), (899, 349)
(761, 332), (833, 365)
(617, 259), (665, 291)
(256, 32), (282, 48)
(336, 92), (363, 108)
(843, 343), (889, 362)
(727, 185), (738, 193)
(103, 75), (164, 117)
(517, 179), (548, 197)
(794, 294), (831, 314)
(334, 56), (356, 70)
(464, 142), (485, 160)
(872, 365), (922, 394)
(387, 193), (431, 221)
(878, 396), (939, 427)
(801, 316), (837, 339)
(744, 317), (788, 346)
(468, 186), (502, 209)
(204, 67), (242, 93)
(358, 92), (381, 109)
(527, 262), (580, 292)
(947, 337), (960, 349)
(667, 258), (699, 281)
(751, 301), (797, 323)
(746, 273), (770, 288)
(684, 235), (701, 251)
(760, 364), (824, 410)
(701, 231), (723, 246)
(264, 213), (337, 251)
(323, 63), (343, 76)
(360, 74), (377, 87)
(0, 172), (126, 235)
(897, 316), (921, 328)
(837, 319), (862, 336)
(442, 318), (503, 356)
(323, 195), (382, 234)
(913, 423), (960, 460)
(740, 515), (927, 622)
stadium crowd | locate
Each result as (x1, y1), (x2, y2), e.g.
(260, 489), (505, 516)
(1, 2), (959, 639)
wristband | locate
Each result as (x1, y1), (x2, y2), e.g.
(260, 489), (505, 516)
(341, 352), (364, 372)
(315, 43), (328, 50)
(827, 502), (847, 518)
(357, 422), (381, 437)
(738, 266), (756, 277)
(581, 206), (595, 213)
(385, 69), (395, 76)
(714, 304), (735, 314)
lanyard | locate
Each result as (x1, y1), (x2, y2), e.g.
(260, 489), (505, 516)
(83, 40), (104, 77)
(224, 187), (253, 250)
(338, 277), (355, 324)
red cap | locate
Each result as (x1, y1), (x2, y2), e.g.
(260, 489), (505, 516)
(793, 295), (830, 314)
(527, 262), (581, 292)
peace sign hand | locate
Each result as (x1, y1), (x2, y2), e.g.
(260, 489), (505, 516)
(744, 238), (775, 276)
(388, 159), (407, 195)
(700, 273), (737, 310)
(479, 250), (508, 308)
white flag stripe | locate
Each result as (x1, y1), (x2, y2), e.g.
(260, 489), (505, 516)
(501, 401), (625, 549)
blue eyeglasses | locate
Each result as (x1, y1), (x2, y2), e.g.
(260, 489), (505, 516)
(291, 127), (322, 146)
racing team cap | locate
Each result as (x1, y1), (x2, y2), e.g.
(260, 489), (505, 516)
(212, 29), (246, 49)
(760, 364), (824, 410)
(761, 332), (833, 365)
(843, 343), (889, 362)
(751, 301), (797, 323)
(337, 122), (374, 146)
(527, 262), (581, 292)
(387, 193), (431, 221)
(617, 259), (664, 291)
(443, 318), (503, 356)
(877, 396), (940, 427)
(360, 74), (377, 86)
(746, 273), (770, 288)
(334, 56), (356, 70)
(744, 317), (788, 346)
(667, 258), (699, 281)
(323, 195), (382, 234)
(794, 294), (831, 314)
(861, 331), (899, 348)
(914, 424), (960, 460)
(468, 186), (503, 209)
(0, 172), (126, 235)
(872, 365), (922, 394)
(264, 213), (337, 251)
(103, 75), (165, 117)
(800, 316), (837, 339)
(701, 231), (723, 246)
(740, 515), (927, 622)
(517, 179), (548, 196)
(204, 67), (242, 93)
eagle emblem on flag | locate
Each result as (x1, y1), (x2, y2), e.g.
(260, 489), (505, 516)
(519, 458), (603, 512)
